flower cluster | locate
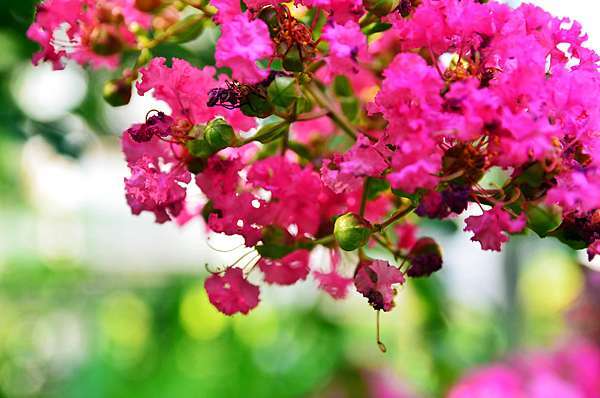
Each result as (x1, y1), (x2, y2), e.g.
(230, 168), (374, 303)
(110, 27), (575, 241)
(29, 0), (600, 343)
(449, 340), (600, 398)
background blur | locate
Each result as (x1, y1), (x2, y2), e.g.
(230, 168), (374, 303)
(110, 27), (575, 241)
(2, 1), (600, 397)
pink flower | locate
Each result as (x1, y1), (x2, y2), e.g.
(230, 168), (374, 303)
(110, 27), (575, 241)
(196, 156), (264, 246)
(354, 260), (405, 312)
(290, 116), (335, 144)
(313, 249), (353, 299)
(546, 171), (600, 216)
(27, 0), (142, 70)
(587, 240), (600, 261)
(321, 135), (389, 194)
(301, 0), (364, 23)
(464, 205), (527, 251)
(258, 250), (310, 285)
(124, 155), (191, 224)
(394, 222), (418, 250)
(121, 132), (191, 223)
(448, 365), (524, 398)
(210, 0), (242, 22)
(321, 21), (368, 78)
(247, 156), (324, 238)
(137, 58), (255, 131)
(215, 14), (273, 83)
(205, 267), (260, 315)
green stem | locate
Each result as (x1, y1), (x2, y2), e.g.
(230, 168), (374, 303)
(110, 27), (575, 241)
(303, 83), (358, 140)
(373, 200), (414, 232)
(359, 11), (378, 28)
(360, 178), (371, 217)
(142, 12), (206, 49)
(298, 234), (334, 249)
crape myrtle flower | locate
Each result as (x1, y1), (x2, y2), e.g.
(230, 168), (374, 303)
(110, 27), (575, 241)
(28, 0), (600, 347)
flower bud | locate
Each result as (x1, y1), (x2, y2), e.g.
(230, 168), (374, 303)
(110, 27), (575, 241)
(334, 213), (372, 251)
(407, 237), (443, 277)
(204, 118), (235, 151)
(362, 0), (400, 17)
(186, 138), (213, 158)
(89, 25), (123, 56)
(102, 78), (132, 107)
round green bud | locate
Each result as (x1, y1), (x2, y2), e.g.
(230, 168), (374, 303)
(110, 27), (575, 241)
(362, 0), (400, 17)
(204, 118), (235, 151)
(334, 213), (372, 251)
(102, 78), (132, 107)
(186, 138), (214, 158)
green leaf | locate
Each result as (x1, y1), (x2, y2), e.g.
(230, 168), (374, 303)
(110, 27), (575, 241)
(267, 77), (298, 108)
(333, 76), (353, 97)
(282, 46), (304, 72)
(392, 188), (420, 204)
(167, 15), (206, 44)
(366, 178), (390, 200)
(288, 140), (312, 160)
(525, 204), (561, 237)
(340, 97), (359, 122)
(256, 243), (295, 259)
(295, 96), (313, 114)
(252, 121), (290, 144)
(363, 22), (392, 35)
(549, 227), (588, 250)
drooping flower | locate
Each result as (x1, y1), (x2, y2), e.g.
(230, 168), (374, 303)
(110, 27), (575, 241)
(125, 112), (173, 143)
(464, 205), (527, 251)
(354, 260), (405, 311)
(204, 267), (260, 315)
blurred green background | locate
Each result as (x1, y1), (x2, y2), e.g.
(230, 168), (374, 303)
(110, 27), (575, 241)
(1, 1), (599, 397)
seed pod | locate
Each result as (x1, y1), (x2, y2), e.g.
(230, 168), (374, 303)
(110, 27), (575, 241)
(407, 237), (443, 277)
(334, 213), (372, 251)
(135, 0), (162, 12)
(102, 78), (132, 107)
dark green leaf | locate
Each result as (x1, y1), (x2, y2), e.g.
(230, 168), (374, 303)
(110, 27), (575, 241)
(267, 77), (298, 108)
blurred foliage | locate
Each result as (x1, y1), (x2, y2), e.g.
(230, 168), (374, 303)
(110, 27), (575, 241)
(0, 248), (584, 398)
